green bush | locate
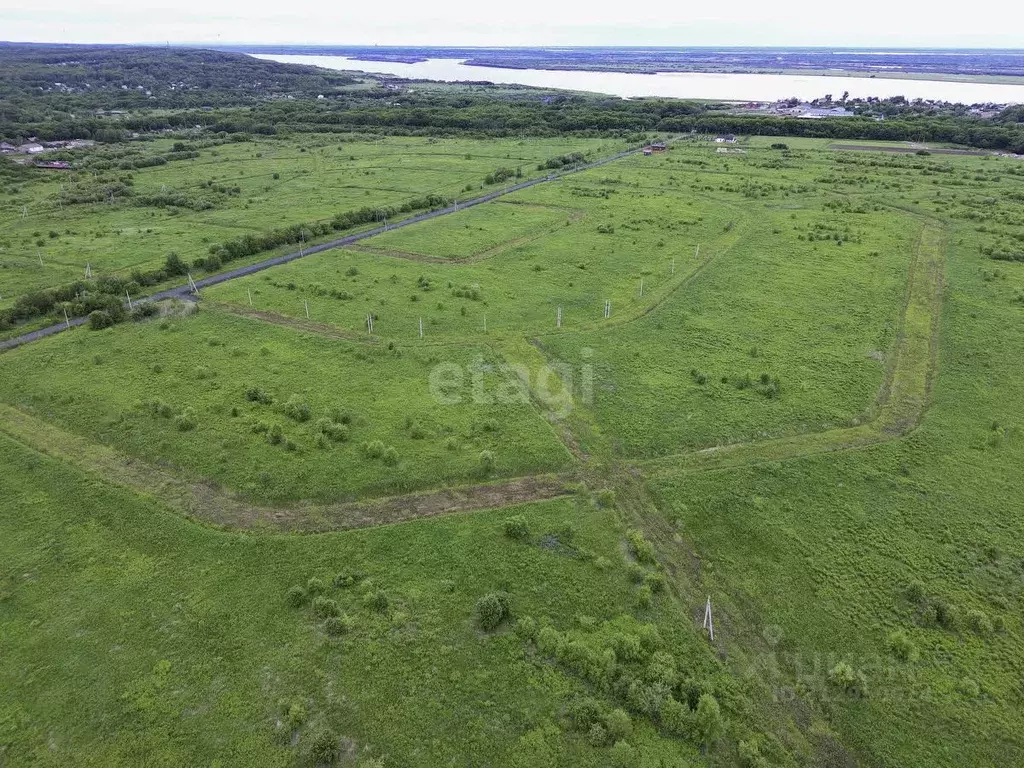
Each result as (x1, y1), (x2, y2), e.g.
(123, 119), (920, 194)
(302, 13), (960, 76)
(308, 730), (338, 765)
(324, 614), (353, 635)
(605, 709), (633, 741)
(306, 576), (326, 596)
(610, 740), (638, 768)
(479, 450), (495, 473)
(587, 723), (609, 747)
(567, 696), (605, 731)
(595, 488), (616, 508)
(626, 529), (656, 564)
(887, 630), (919, 661)
(381, 446), (399, 465)
(363, 440), (386, 459)
(285, 585), (306, 607)
(503, 515), (530, 541)
(282, 394), (311, 422)
(267, 424), (284, 445)
(244, 386), (274, 405)
(174, 407), (198, 432)
(312, 596), (340, 618)
(475, 592), (510, 631)
(364, 590), (390, 613)
(88, 310), (115, 330)
(659, 696), (691, 737)
(966, 609), (993, 634)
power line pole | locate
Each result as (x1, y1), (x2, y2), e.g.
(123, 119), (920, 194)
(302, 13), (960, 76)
(703, 596), (715, 642)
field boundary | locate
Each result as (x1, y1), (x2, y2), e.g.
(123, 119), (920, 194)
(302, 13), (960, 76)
(638, 219), (945, 476)
(0, 402), (574, 531)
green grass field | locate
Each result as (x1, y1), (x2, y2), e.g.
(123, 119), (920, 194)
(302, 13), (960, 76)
(3, 135), (1024, 767)
(0, 135), (622, 305)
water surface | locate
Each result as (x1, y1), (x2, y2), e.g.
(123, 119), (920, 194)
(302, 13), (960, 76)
(252, 54), (1024, 103)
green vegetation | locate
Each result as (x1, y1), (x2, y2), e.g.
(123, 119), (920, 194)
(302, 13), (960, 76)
(3, 45), (1024, 768)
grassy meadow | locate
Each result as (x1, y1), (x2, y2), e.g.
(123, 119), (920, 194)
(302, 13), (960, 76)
(0, 135), (622, 305)
(3, 133), (1024, 768)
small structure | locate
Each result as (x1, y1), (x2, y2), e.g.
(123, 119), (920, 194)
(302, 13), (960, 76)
(714, 135), (737, 144)
(18, 142), (44, 154)
(642, 146), (653, 156)
(34, 160), (71, 170)
(650, 142), (667, 152)
(0, 142), (15, 154)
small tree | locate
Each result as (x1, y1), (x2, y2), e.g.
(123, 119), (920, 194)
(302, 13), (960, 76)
(503, 515), (530, 541)
(694, 693), (723, 752)
(308, 729), (338, 765)
(476, 592), (510, 631)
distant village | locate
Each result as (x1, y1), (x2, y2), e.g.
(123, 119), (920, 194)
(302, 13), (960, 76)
(0, 138), (95, 169)
(730, 97), (1008, 120)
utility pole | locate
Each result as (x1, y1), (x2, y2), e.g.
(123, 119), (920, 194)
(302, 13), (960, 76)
(304, 300), (310, 319)
(418, 316), (423, 338)
(703, 596), (715, 642)
(556, 306), (562, 328)
(639, 278), (644, 298)
(604, 299), (611, 319)
(126, 290), (133, 310)
(247, 288), (253, 306)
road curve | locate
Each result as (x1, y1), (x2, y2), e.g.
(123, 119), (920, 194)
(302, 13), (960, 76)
(0, 145), (644, 353)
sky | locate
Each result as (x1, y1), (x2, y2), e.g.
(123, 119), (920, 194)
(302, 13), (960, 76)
(2, 0), (1023, 48)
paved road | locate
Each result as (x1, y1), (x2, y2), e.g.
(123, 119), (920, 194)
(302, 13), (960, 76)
(0, 145), (643, 352)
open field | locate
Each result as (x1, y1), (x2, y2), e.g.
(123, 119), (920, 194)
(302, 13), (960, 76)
(0, 135), (622, 305)
(4, 132), (1024, 768)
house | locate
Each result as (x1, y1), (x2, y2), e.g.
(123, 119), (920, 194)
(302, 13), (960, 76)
(650, 142), (666, 152)
(18, 142), (44, 154)
(714, 135), (737, 144)
(0, 142), (15, 154)
(642, 147), (653, 156)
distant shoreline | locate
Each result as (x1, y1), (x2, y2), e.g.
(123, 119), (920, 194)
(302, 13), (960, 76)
(221, 45), (1024, 86)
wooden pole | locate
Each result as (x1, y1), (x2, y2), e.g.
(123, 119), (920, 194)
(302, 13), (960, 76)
(419, 316), (423, 338)
(247, 288), (253, 306)
(63, 306), (71, 329)
(304, 300), (310, 319)
(126, 290), (133, 310)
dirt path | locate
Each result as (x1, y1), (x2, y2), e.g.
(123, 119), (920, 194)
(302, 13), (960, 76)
(0, 403), (572, 531)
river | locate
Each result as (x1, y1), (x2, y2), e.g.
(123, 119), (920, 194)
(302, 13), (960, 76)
(250, 54), (1024, 104)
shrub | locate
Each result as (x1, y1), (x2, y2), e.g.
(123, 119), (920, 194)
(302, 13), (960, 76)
(905, 579), (926, 604)
(503, 515), (530, 541)
(476, 592), (510, 631)
(174, 408), (198, 432)
(827, 662), (867, 696)
(285, 586), (306, 607)
(887, 630), (919, 661)
(267, 424), (284, 445)
(324, 614), (353, 636)
(88, 310), (114, 330)
(587, 723), (609, 747)
(605, 709), (633, 741)
(306, 577), (326, 596)
(626, 529), (656, 564)
(479, 450), (495, 474)
(365, 590), (389, 613)
(610, 740), (638, 768)
(537, 626), (563, 656)
(129, 303), (158, 321)
(644, 572), (666, 594)
(381, 446), (399, 465)
(282, 394), (311, 422)
(595, 488), (616, 508)
(694, 693), (724, 749)
(244, 386), (273, 405)
(332, 572), (364, 589)
(567, 696), (604, 731)
(514, 616), (539, 642)
(659, 696), (690, 737)
(308, 730), (338, 765)
(966, 609), (993, 634)
(312, 596), (340, 618)
(363, 440), (386, 459)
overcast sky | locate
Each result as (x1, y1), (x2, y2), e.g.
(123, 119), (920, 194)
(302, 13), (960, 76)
(3, 0), (1023, 48)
